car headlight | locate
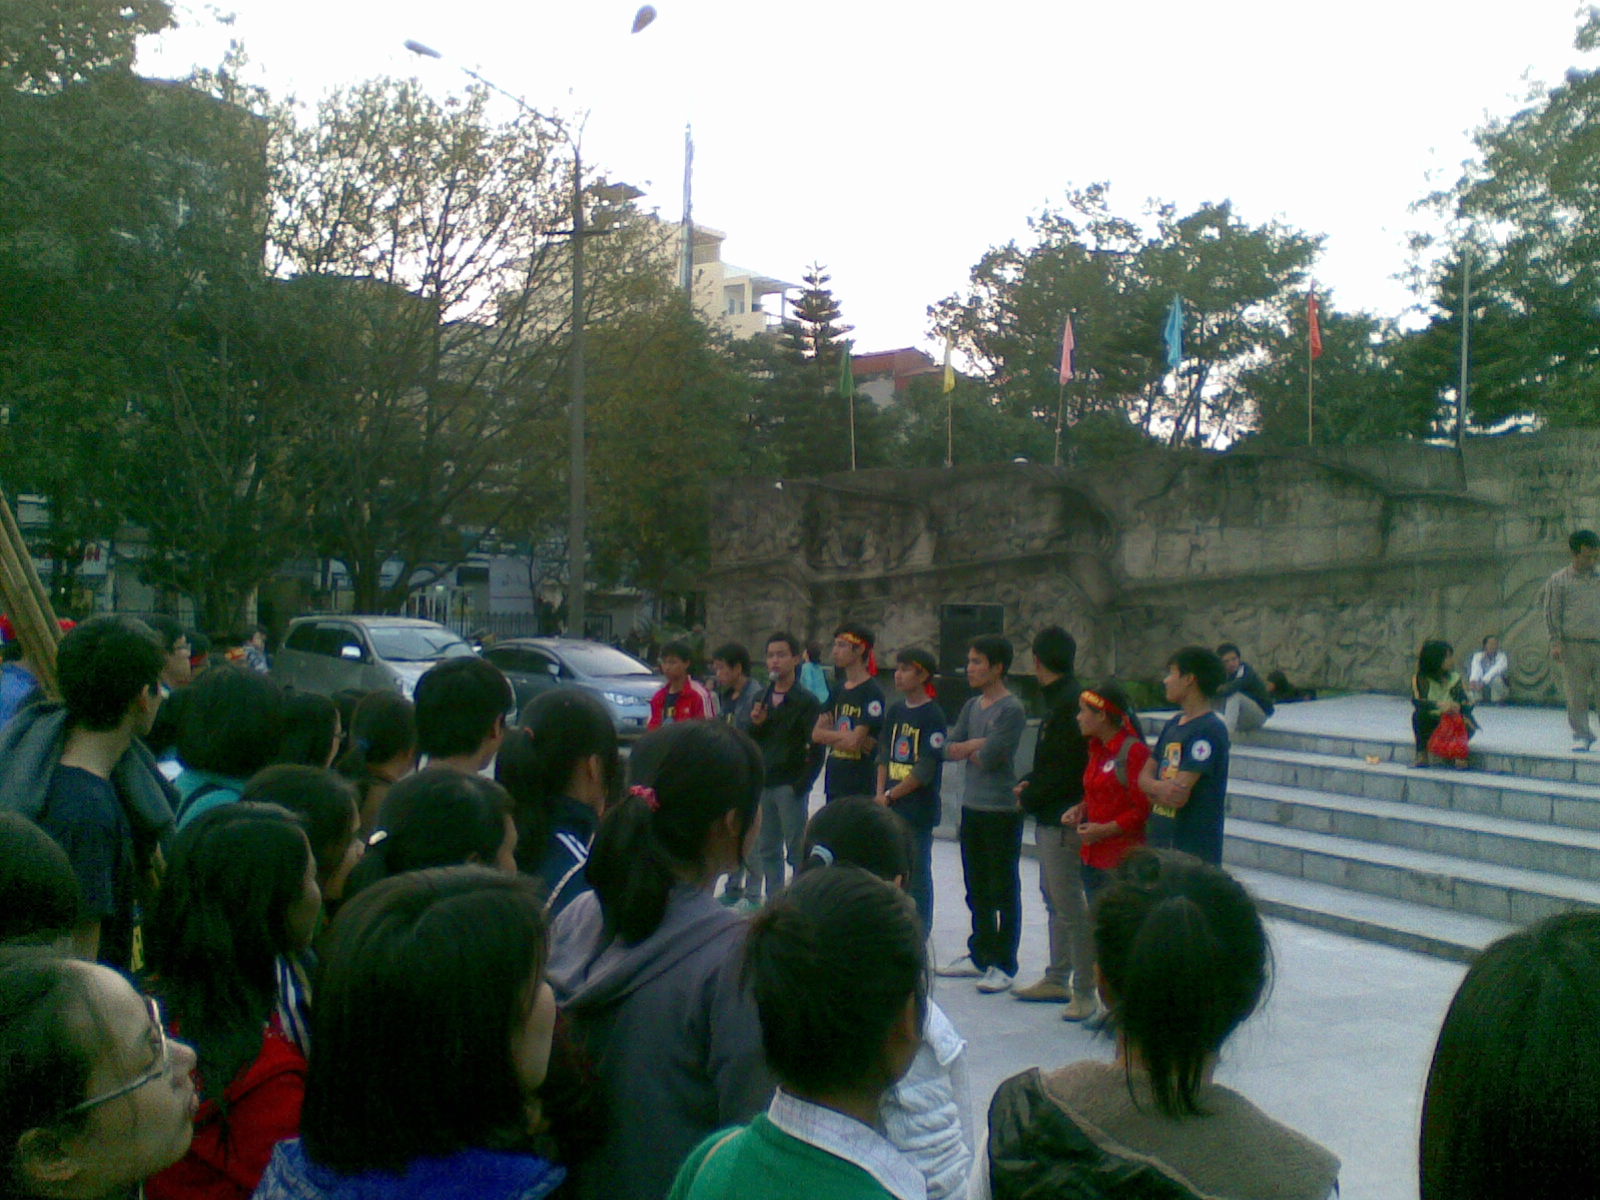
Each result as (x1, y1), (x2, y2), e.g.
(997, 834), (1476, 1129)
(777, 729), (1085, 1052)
(601, 691), (636, 707)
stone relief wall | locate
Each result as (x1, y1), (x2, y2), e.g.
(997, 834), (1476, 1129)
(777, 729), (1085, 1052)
(704, 434), (1600, 699)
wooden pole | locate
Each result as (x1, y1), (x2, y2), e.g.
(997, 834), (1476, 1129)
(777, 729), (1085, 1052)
(0, 486), (63, 699)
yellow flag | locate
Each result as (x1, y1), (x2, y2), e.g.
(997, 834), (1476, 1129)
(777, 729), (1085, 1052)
(942, 337), (955, 394)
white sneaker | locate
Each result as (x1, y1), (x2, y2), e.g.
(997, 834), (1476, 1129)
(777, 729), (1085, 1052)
(936, 954), (982, 978)
(976, 967), (1015, 994)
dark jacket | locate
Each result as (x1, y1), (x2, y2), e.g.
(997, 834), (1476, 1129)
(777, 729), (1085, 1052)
(748, 681), (822, 789)
(526, 795), (599, 920)
(986, 1065), (1338, 1200)
(254, 1141), (563, 1200)
(1217, 662), (1275, 718)
(1019, 676), (1087, 823)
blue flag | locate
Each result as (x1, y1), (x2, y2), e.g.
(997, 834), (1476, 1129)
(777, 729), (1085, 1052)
(1163, 295), (1184, 371)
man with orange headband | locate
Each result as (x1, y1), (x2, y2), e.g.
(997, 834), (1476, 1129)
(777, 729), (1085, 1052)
(813, 622), (886, 802)
(876, 645), (947, 932)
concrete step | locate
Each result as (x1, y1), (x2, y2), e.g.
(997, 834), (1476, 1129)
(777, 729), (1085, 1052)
(1228, 780), (1600, 882)
(1223, 818), (1600, 925)
(1230, 745), (1600, 831)
(1238, 724), (1600, 787)
(1231, 866), (1515, 964)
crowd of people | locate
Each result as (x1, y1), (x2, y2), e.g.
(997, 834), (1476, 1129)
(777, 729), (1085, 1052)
(1, 612), (1595, 1200)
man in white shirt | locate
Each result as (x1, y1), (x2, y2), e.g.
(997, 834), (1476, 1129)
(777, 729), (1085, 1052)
(1468, 635), (1510, 705)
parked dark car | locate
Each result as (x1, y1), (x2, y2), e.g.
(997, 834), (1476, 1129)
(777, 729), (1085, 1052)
(481, 637), (661, 737)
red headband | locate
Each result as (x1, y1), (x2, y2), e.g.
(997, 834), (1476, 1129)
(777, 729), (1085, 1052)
(840, 632), (877, 676)
(1081, 689), (1133, 734)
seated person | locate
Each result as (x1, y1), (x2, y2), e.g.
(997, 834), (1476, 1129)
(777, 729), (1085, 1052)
(1214, 642), (1274, 733)
(1466, 636), (1510, 705)
(1266, 670), (1316, 704)
(974, 849), (1340, 1200)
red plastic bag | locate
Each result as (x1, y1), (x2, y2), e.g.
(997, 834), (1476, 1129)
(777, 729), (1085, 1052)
(1428, 711), (1471, 763)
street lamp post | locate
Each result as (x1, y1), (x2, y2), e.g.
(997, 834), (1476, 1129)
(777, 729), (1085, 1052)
(405, 8), (655, 640)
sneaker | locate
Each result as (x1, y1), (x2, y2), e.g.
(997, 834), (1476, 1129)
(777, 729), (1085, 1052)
(1061, 994), (1099, 1022)
(976, 967), (1014, 994)
(936, 954), (982, 979)
(1575, 738), (1594, 753)
(732, 897), (763, 916)
(1013, 978), (1071, 1003)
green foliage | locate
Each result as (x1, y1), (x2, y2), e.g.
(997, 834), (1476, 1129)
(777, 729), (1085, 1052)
(931, 185), (1322, 448)
(0, 0), (173, 92)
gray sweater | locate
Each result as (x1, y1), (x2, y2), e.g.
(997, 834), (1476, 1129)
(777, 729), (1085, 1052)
(950, 693), (1026, 812)
(547, 884), (773, 1200)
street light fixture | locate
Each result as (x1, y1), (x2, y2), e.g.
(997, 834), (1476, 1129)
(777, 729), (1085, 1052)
(405, 9), (654, 640)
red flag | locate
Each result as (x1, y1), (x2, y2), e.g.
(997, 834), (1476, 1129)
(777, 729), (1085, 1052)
(1308, 290), (1324, 360)
(1058, 316), (1075, 383)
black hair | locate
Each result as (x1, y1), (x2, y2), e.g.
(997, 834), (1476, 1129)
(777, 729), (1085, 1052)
(800, 796), (913, 885)
(805, 642), (824, 663)
(1094, 849), (1269, 1118)
(497, 687), (620, 872)
(968, 633), (1012, 675)
(1419, 911), (1600, 1200)
(0, 813), (80, 947)
(894, 647), (936, 680)
(1166, 645), (1227, 699)
(659, 639), (694, 664)
(277, 692), (341, 768)
(175, 665), (285, 778)
(1480, 635), (1498, 649)
(1570, 529), (1599, 554)
(833, 622), (875, 649)
(242, 766), (360, 893)
(1266, 669), (1291, 694)
(335, 691), (416, 781)
(144, 615), (188, 655)
(588, 721), (762, 945)
(302, 867), (548, 1174)
(1084, 678), (1138, 730)
(744, 866), (925, 1096)
(766, 631), (801, 656)
(1215, 642), (1241, 659)
(0, 950), (100, 1185)
(711, 642), (750, 675)
(146, 802), (313, 1096)
(1031, 626), (1076, 676)
(1417, 640), (1454, 683)
(412, 657), (512, 761)
(187, 630), (211, 661)
(330, 689), (367, 757)
(55, 616), (164, 732)
(346, 767), (514, 896)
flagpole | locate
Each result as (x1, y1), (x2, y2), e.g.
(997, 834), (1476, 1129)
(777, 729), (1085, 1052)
(1306, 325), (1315, 448)
(946, 392), (953, 469)
(1053, 381), (1066, 467)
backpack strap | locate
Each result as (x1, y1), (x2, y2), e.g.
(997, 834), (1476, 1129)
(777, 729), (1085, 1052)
(173, 781), (224, 827)
(1113, 738), (1136, 788)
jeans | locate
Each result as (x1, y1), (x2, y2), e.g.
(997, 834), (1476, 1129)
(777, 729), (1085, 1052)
(908, 824), (935, 936)
(757, 784), (809, 900)
(1034, 822), (1094, 996)
(959, 808), (1023, 976)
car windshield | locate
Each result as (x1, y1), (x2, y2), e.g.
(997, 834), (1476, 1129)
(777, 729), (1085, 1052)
(558, 643), (656, 678)
(367, 626), (474, 663)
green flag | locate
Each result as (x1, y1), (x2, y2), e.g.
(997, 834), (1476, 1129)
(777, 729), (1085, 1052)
(838, 340), (855, 398)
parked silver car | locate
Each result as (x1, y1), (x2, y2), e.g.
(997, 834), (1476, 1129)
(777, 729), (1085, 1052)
(481, 637), (661, 737)
(272, 615), (475, 698)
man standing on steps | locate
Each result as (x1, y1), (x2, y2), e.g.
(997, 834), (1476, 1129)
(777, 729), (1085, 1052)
(1545, 529), (1600, 752)
(1141, 645), (1230, 866)
(812, 623), (885, 802)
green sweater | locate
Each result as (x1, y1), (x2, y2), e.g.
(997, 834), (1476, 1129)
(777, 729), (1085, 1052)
(668, 1115), (901, 1200)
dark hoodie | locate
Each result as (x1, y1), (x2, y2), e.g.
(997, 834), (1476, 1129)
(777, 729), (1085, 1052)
(547, 885), (773, 1200)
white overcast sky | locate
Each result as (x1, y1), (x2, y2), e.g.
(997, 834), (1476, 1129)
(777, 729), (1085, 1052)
(141, 0), (1585, 354)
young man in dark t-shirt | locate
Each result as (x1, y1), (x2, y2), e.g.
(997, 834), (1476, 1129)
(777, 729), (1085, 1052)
(1140, 645), (1231, 865)
(36, 617), (166, 968)
(876, 647), (947, 933)
(812, 622), (885, 802)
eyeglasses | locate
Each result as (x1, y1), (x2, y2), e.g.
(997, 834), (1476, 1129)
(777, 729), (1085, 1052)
(59, 996), (171, 1119)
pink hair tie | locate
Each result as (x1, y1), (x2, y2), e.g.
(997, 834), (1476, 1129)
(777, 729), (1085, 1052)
(628, 785), (660, 812)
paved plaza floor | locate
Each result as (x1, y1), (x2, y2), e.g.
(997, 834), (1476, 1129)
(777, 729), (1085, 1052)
(1265, 691), (1577, 757)
(919, 835), (1464, 1200)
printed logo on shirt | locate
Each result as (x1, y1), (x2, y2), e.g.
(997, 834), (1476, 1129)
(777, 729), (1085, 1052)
(1161, 741), (1183, 779)
(834, 702), (864, 760)
(929, 731), (945, 750)
(1101, 759), (1117, 773)
(1191, 739), (1213, 763)
(867, 699), (884, 718)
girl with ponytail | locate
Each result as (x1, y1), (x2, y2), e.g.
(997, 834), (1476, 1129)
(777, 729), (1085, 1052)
(976, 850), (1340, 1200)
(546, 720), (770, 1200)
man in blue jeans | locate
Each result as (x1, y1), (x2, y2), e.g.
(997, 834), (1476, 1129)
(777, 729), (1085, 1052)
(748, 632), (822, 901)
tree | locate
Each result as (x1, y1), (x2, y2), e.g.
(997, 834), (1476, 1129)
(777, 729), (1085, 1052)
(0, 0), (173, 92)
(585, 298), (749, 599)
(266, 77), (661, 612)
(1412, 15), (1600, 428)
(930, 185), (1321, 449)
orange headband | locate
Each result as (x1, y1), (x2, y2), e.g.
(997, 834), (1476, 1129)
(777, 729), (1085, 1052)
(1081, 689), (1126, 727)
(840, 632), (877, 676)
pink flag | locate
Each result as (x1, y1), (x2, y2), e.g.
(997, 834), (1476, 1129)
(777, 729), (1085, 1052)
(1058, 316), (1075, 383)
